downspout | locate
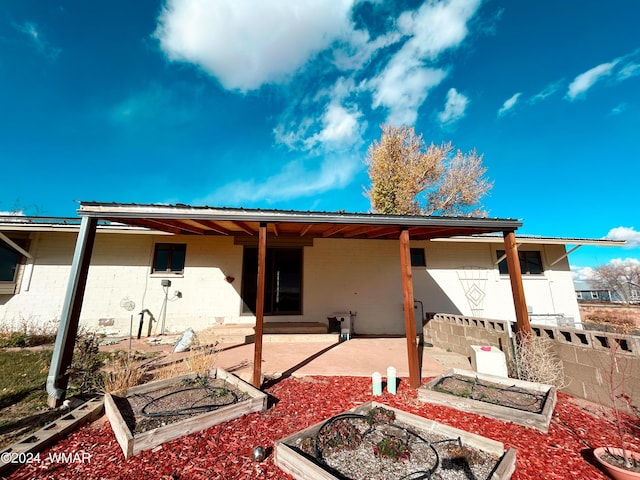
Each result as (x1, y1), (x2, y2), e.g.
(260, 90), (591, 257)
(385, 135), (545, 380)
(46, 216), (98, 407)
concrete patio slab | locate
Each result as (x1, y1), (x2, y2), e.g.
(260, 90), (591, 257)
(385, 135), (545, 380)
(215, 338), (472, 383)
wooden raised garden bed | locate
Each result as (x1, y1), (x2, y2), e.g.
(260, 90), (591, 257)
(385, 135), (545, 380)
(418, 368), (557, 433)
(274, 401), (516, 480)
(105, 367), (266, 459)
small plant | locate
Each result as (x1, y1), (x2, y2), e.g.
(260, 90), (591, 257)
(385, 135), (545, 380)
(373, 436), (410, 461)
(317, 418), (363, 451)
(299, 436), (315, 456)
(365, 406), (396, 426)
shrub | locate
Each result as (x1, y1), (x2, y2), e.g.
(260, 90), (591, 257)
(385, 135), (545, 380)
(66, 329), (104, 394)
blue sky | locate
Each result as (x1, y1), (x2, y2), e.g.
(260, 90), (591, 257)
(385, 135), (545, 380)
(1, 0), (639, 278)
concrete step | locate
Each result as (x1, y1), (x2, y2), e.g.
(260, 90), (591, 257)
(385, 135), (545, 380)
(207, 325), (255, 336)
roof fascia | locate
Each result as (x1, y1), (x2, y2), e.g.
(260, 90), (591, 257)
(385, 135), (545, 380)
(77, 203), (522, 231)
(430, 235), (625, 247)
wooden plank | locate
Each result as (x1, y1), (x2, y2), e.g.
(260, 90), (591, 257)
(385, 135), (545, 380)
(493, 448), (518, 480)
(126, 372), (198, 396)
(253, 223), (267, 388)
(399, 229), (420, 388)
(105, 393), (134, 459)
(275, 444), (340, 480)
(503, 231), (531, 336)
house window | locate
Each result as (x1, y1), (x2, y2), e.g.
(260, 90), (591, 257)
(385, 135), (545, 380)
(496, 250), (543, 275)
(241, 247), (302, 315)
(152, 243), (186, 274)
(590, 291), (599, 300)
(0, 237), (28, 294)
(410, 248), (426, 267)
(576, 292), (583, 300)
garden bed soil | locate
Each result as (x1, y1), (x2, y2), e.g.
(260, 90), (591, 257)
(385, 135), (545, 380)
(418, 368), (557, 433)
(104, 367), (266, 458)
(274, 401), (516, 480)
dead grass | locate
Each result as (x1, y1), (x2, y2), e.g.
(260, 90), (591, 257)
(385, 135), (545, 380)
(102, 353), (148, 394)
(579, 304), (640, 335)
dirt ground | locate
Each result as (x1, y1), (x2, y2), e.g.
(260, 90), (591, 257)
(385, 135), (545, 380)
(579, 303), (640, 334)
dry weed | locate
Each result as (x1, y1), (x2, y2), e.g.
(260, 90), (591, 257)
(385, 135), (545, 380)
(513, 333), (568, 388)
(102, 352), (146, 394)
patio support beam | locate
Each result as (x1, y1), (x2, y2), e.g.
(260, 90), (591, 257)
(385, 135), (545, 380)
(503, 230), (532, 337)
(252, 222), (267, 388)
(46, 216), (98, 407)
(399, 228), (421, 388)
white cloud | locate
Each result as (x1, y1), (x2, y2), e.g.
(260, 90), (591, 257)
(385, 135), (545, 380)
(530, 81), (563, 104)
(273, 77), (366, 152)
(617, 62), (640, 80)
(566, 60), (619, 100)
(571, 265), (595, 282)
(370, 56), (447, 125)
(307, 102), (365, 149)
(15, 21), (61, 60)
(497, 92), (521, 117)
(396, 0), (481, 60)
(333, 29), (402, 72)
(438, 88), (468, 125)
(154, 0), (355, 92)
(604, 226), (640, 248)
(369, 0), (481, 125)
(609, 103), (627, 116)
(194, 154), (361, 205)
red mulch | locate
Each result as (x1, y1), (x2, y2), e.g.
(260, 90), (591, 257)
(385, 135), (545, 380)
(6, 376), (639, 480)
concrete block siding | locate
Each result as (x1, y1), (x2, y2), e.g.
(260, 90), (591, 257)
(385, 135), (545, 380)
(425, 314), (640, 411)
(2, 229), (582, 339)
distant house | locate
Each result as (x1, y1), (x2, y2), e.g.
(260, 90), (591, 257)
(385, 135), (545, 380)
(574, 281), (615, 303)
(575, 280), (640, 304)
(0, 204), (623, 336)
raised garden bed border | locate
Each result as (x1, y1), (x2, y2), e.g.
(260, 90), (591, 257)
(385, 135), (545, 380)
(418, 368), (557, 433)
(105, 367), (266, 459)
(274, 400), (516, 480)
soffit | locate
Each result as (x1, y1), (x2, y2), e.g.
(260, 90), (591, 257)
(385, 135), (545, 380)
(77, 202), (523, 241)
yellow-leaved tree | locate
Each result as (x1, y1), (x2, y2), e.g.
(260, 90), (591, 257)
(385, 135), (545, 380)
(365, 125), (493, 216)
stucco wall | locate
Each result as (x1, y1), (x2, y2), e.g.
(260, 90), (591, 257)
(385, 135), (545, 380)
(0, 230), (581, 336)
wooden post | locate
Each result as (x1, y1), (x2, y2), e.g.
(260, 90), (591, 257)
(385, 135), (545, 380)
(46, 216), (98, 407)
(399, 229), (421, 388)
(503, 230), (532, 337)
(252, 223), (267, 388)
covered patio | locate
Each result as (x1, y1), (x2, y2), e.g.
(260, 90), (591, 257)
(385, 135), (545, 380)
(47, 202), (532, 406)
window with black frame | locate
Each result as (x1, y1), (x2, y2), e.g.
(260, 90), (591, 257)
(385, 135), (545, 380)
(241, 247), (302, 315)
(0, 237), (28, 294)
(496, 250), (543, 275)
(152, 243), (186, 274)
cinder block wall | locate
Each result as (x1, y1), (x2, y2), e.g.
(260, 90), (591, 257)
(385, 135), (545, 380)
(424, 314), (640, 411)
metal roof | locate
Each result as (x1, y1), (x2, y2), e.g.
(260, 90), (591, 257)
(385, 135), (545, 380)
(0, 205), (625, 247)
(430, 234), (625, 247)
(75, 201), (523, 240)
